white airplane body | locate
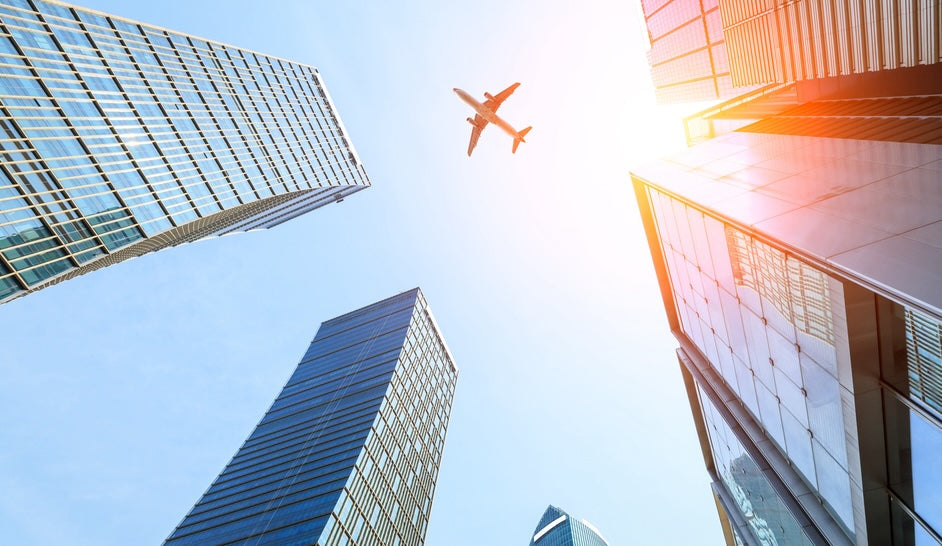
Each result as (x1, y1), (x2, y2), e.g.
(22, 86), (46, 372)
(453, 83), (531, 156)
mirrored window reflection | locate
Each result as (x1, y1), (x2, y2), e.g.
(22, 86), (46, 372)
(890, 499), (942, 546)
(881, 302), (942, 415)
(731, 526), (746, 546)
(698, 386), (815, 546)
(648, 187), (854, 535)
(879, 299), (942, 540)
(802, 355), (846, 467)
(0, 268), (20, 298)
(812, 439), (854, 530)
(885, 393), (942, 540)
(726, 228), (834, 346)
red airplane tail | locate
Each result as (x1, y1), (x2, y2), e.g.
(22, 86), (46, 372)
(512, 126), (532, 153)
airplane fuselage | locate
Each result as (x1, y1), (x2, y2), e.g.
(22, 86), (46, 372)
(453, 88), (521, 137)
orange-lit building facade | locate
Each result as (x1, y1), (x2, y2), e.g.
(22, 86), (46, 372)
(640, 0), (745, 103)
(719, 0), (942, 86)
(633, 131), (942, 546)
(635, 1), (942, 544)
(642, 0), (942, 104)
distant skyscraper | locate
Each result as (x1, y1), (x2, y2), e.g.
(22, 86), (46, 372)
(0, 0), (369, 303)
(529, 505), (608, 546)
(165, 288), (458, 545)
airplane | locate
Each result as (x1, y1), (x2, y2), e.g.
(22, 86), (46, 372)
(453, 82), (531, 156)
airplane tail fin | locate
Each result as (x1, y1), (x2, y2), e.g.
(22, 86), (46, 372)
(512, 126), (532, 154)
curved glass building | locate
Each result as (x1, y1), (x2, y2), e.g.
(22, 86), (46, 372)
(529, 505), (608, 546)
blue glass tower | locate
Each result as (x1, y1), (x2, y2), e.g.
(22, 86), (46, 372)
(529, 505), (608, 546)
(165, 288), (458, 545)
(0, 0), (369, 303)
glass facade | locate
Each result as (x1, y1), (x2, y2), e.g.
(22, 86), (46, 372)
(634, 2), (942, 537)
(885, 305), (942, 415)
(0, 0), (369, 303)
(529, 505), (608, 546)
(646, 185), (855, 535)
(165, 288), (457, 545)
(640, 0), (746, 103)
(879, 299), (942, 543)
(632, 128), (942, 544)
(698, 386), (814, 545)
(718, 0), (942, 85)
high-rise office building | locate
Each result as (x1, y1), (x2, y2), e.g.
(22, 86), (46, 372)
(639, 0), (748, 103)
(528, 505), (608, 546)
(633, 2), (942, 544)
(633, 130), (942, 545)
(0, 0), (369, 303)
(642, 0), (942, 104)
(642, 0), (942, 145)
(165, 288), (458, 545)
(718, 0), (942, 87)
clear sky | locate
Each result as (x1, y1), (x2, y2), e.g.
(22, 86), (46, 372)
(0, 0), (725, 544)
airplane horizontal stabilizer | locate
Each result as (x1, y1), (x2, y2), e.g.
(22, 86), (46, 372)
(512, 126), (532, 154)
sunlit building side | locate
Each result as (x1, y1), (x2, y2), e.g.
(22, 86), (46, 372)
(633, 1), (942, 544)
(642, 0), (942, 104)
(165, 288), (458, 545)
(632, 131), (942, 544)
(717, 0), (942, 87)
(529, 505), (608, 546)
(639, 0), (749, 103)
(642, 0), (942, 150)
(0, 0), (369, 304)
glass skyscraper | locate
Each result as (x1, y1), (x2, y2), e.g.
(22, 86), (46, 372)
(633, 2), (941, 544)
(718, 0), (942, 86)
(0, 0), (369, 303)
(528, 505), (608, 546)
(165, 288), (458, 545)
(633, 132), (942, 544)
(639, 0), (750, 103)
(641, 0), (941, 104)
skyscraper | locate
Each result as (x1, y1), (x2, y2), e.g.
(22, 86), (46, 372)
(0, 0), (369, 303)
(641, 0), (942, 104)
(633, 131), (942, 544)
(165, 288), (458, 545)
(529, 505), (608, 546)
(639, 0), (758, 103)
(642, 0), (942, 145)
(718, 0), (942, 87)
(633, 2), (942, 544)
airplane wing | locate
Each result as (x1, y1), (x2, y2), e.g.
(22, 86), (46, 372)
(467, 115), (486, 156)
(483, 82), (520, 113)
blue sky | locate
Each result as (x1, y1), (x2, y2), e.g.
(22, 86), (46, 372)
(0, 0), (725, 544)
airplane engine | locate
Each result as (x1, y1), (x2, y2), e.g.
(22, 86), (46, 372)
(467, 117), (476, 126)
(484, 92), (494, 100)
